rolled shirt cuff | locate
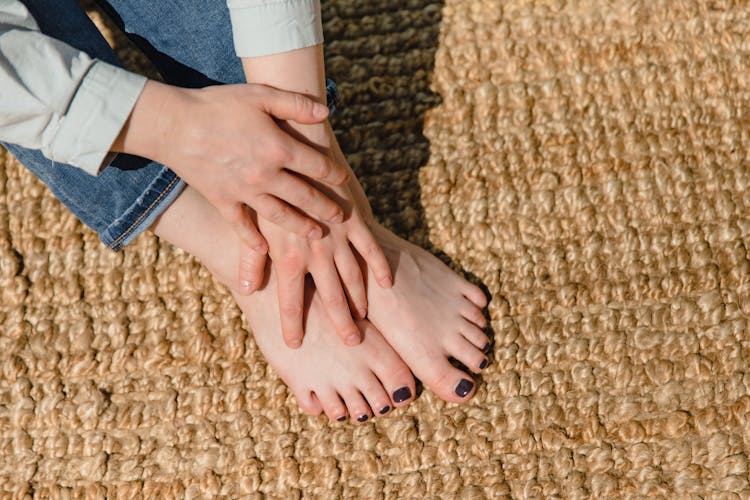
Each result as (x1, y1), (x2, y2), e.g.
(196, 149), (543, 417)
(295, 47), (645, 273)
(46, 60), (147, 176)
(227, 0), (324, 57)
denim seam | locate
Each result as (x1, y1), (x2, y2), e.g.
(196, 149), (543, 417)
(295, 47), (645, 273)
(108, 174), (180, 249)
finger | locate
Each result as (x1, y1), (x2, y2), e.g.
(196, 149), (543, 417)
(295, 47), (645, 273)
(254, 194), (323, 239)
(276, 259), (306, 349)
(333, 248), (367, 320)
(311, 258), (361, 346)
(260, 86), (331, 124)
(271, 173), (343, 224)
(349, 223), (393, 288)
(282, 136), (349, 186)
(224, 203), (268, 253)
(238, 243), (267, 295)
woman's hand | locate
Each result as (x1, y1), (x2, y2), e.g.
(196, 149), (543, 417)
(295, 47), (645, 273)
(112, 80), (351, 293)
(258, 182), (393, 348)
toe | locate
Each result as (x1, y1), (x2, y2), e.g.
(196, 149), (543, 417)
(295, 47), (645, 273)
(447, 334), (489, 373)
(357, 373), (393, 417)
(295, 391), (323, 416)
(461, 303), (487, 328)
(462, 282), (488, 309)
(359, 321), (416, 407)
(460, 318), (491, 350)
(340, 389), (372, 424)
(422, 358), (477, 403)
(316, 389), (348, 422)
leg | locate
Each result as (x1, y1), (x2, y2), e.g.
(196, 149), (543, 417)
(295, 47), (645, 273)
(7, 0), (418, 417)
(107, 0), (493, 403)
(7, 0), (185, 250)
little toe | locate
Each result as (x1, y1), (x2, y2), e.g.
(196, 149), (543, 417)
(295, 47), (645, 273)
(422, 358), (478, 403)
(461, 303), (487, 329)
(460, 318), (491, 350)
(357, 373), (393, 417)
(447, 334), (489, 374)
(340, 389), (372, 424)
(462, 282), (488, 309)
(316, 390), (348, 422)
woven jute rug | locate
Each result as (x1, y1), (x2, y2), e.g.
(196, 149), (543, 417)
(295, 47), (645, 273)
(2, 0), (750, 497)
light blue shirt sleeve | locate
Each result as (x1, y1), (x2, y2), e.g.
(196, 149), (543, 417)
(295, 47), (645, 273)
(226, 0), (324, 57)
(0, 0), (146, 175)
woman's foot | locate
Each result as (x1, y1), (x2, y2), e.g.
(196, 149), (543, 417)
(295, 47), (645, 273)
(364, 224), (490, 403)
(151, 187), (416, 421)
(336, 147), (491, 403)
(231, 281), (415, 421)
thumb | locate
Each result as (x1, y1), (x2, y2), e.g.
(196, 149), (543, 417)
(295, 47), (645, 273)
(261, 87), (329, 124)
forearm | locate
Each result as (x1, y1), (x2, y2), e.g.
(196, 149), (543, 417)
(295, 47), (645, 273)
(241, 45), (330, 145)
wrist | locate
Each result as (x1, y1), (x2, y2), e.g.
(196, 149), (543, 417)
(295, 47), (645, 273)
(110, 80), (180, 161)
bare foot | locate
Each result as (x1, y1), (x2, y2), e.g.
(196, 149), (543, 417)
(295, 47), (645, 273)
(364, 224), (490, 403)
(335, 148), (491, 403)
(150, 187), (416, 421)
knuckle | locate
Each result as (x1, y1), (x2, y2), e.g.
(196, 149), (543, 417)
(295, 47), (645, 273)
(266, 204), (289, 224)
(280, 302), (302, 318)
(295, 185), (317, 207)
(294, 93), (312, 114)
(266, 141), (291, 165)
(279, 252), (304, 274)
(322, 291), (346, 308)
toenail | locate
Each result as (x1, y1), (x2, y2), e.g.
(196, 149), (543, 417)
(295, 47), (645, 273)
(336, 415), (346, 422)
(357, 414), (369, 422)
(392, 387), (412, 403)
(379, 405), (391, 415)
(482, 342), (491, 353)
(479, 359), (488, 370)
(455, 379), (474, 398)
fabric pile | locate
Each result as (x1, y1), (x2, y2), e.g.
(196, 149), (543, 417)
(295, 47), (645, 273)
(1, 0), (749, 496)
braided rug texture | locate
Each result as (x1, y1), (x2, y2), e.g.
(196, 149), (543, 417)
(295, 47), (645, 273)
(2, 0), (750, 497)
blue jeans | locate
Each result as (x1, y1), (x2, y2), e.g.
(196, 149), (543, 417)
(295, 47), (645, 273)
(5, 0), (338, 251)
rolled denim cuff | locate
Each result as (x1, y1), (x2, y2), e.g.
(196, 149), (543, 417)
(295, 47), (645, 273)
(46, 60), (147, 176)
(227, 0), (324, 57)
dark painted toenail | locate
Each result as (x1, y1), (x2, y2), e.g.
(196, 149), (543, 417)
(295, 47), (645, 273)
(479, 359), (488, 370)
(357, 414), (369, 422)
(379, 405), (391, 414)
(455, 379), (474, 398)
(393, 387), (412, 403)
(482, 342), (490, 353)
(337, 416), (346, 422)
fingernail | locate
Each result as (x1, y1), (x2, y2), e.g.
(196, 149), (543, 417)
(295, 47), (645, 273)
(392, 387), (412, 403)
(288, 338), (302, 349)
(252, 242), (268, 252)
(379, 276), (393, 288)
(337, 415), (346, 422)
(308, 227), (323, 239)
(328, 211), (344, 223)
(314, 103), (329, 118)
(345, 333), (360, 345)
(479, 359), (488, 370)
(357, 414), (369, 423)
(455, 379), (474, 398)
(379, 405), (390, 415)
(240, 280), (251, 290)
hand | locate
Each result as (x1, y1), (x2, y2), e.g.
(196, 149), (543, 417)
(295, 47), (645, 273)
(259, 180), (393, 349)
(112, 80), (350, 293)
